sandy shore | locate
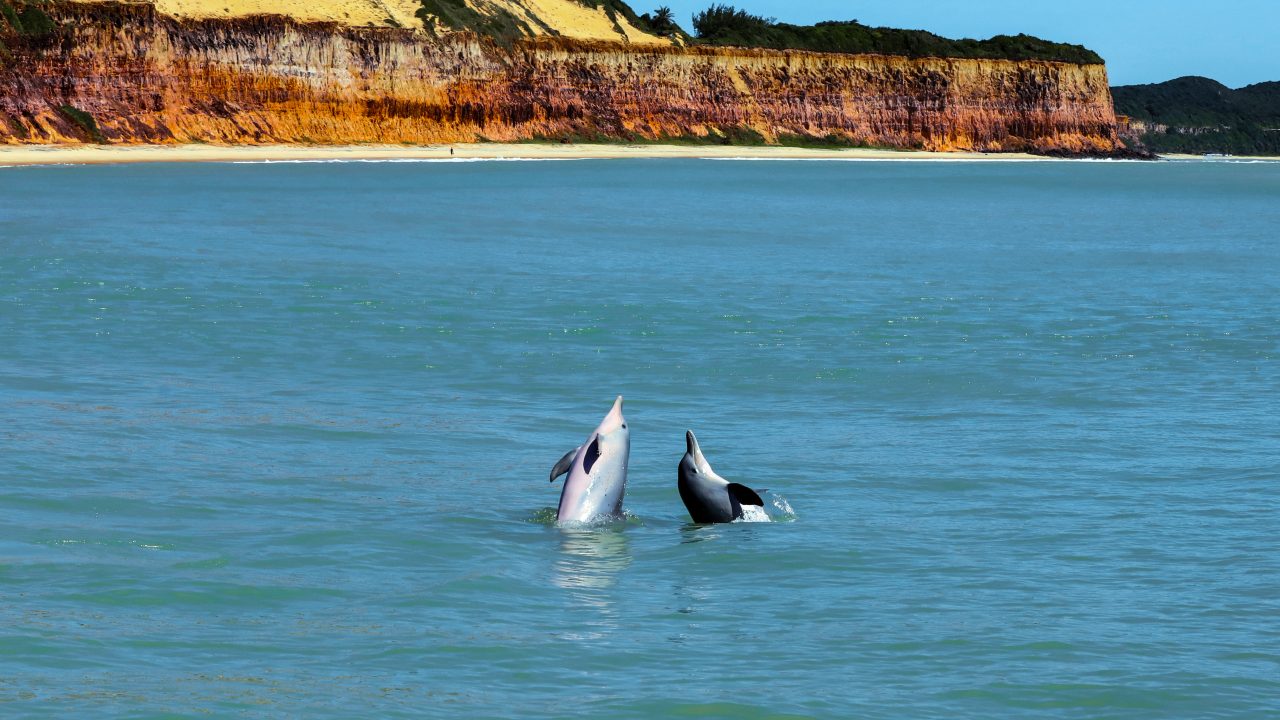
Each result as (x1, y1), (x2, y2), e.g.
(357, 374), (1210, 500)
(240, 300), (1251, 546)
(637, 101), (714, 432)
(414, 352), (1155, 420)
(0, 143), (1059, 167)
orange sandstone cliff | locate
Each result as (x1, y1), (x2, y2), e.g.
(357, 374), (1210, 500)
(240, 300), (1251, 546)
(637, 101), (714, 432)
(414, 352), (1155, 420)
(0, 2), (1127, 155)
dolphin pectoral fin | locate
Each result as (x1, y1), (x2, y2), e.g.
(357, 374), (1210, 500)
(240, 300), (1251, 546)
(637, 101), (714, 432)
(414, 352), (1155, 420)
(582, 437), (602, 475)
(726, 483), (766, 508)
(550, 447), (580, 483)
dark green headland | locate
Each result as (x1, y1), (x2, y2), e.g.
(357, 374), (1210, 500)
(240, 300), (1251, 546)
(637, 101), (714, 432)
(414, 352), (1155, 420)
(1113, 76), (1280, 156)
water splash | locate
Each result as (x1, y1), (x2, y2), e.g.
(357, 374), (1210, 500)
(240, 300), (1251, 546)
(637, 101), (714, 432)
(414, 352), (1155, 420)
(527, 507), (559, 525)
(770, 494), (797, 521)
(529, 507), (641, 529)
(732, 494), (796, 523)
(556, 514), (635, 530)
(734, 505), (772, 523)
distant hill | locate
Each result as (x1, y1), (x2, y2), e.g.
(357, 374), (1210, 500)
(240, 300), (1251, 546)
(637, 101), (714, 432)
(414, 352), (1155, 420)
(1112, 76), (1280, 156)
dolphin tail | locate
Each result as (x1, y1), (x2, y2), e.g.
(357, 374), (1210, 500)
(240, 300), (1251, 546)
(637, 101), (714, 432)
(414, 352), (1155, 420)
(726, 483), (765, 508)
(549, 447), (580, 483)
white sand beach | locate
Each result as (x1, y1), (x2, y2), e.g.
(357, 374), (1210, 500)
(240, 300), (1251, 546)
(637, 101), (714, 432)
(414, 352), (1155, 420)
(0, 143), (1057, 167)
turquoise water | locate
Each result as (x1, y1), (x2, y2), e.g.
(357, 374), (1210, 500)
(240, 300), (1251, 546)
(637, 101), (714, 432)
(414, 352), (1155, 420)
(2, 158), (1278, 718)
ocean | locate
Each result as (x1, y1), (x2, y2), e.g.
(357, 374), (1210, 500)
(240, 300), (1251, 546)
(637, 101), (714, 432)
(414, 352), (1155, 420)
(2, 158), (1277, 718)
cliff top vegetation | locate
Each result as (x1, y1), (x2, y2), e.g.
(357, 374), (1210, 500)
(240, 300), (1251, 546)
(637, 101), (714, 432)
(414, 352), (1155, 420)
(684, 4), (1104, 64)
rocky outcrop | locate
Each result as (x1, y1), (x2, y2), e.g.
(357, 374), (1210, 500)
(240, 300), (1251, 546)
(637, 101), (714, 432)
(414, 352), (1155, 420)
(1, 2), (1126, 154)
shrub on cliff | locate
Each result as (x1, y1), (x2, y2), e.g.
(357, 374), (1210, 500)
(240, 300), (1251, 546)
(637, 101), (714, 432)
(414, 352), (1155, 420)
(691, 4), (774, 45)
(691, 4), (1104, 65)
(59, 105), (106, 144)
(0, 1), (20, 33)
(637, 6), (687, 38)
(576, 0), (686, 39)
(1, 0), (55, 39)
(415, 0), (531, 43)
(418, 0), (688, 43)
(17, 5), (53, 37)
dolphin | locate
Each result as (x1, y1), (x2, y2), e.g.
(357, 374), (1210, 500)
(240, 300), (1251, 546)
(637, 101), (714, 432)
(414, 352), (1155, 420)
(548, 396), (630, 524)
(677, 430), (767, 524)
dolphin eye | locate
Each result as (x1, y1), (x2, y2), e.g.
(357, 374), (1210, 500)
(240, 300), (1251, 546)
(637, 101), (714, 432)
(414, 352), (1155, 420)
(621, 423), (627, 429)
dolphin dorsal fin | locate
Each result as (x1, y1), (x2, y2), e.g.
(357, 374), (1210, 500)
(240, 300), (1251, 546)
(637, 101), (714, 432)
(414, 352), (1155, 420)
(549, 447), (580, 483)
(726, 483), (765, 508)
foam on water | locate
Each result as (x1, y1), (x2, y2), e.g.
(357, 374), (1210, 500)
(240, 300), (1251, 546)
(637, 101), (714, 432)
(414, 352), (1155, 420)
(769, 494), (797, 520)
(733, 504), (772, 523)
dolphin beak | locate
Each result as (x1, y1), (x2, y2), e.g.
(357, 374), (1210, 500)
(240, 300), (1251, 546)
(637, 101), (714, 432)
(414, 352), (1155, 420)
(685, 429), (709, 468)
(599, 395), (626, 433)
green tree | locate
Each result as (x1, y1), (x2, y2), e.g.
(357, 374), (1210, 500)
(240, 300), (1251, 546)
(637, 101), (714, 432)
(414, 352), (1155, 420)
(640, 5), (682, 37)
(692, 4), (774, 42)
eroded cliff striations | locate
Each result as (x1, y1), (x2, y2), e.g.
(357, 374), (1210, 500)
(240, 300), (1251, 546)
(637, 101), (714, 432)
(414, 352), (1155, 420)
(1, 2), (1125, 154)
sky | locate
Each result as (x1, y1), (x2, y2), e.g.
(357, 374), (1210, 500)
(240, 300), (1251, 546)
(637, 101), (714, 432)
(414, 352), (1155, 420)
(653, 1), (1279, 87)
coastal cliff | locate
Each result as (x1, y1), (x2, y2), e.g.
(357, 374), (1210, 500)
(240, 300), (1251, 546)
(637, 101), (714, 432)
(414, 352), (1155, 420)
(1, 2), (1125, 154)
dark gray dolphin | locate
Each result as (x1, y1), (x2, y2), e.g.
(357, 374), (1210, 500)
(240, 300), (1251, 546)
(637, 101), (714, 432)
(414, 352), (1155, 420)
(677, 430), (767, 524)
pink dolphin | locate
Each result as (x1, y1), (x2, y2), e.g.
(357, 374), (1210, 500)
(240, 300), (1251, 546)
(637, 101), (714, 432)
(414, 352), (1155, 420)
(548, 396), (631, 524)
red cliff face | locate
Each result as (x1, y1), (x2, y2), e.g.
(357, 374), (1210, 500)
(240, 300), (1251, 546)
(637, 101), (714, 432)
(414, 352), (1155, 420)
(0, 3), (1124, 154)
